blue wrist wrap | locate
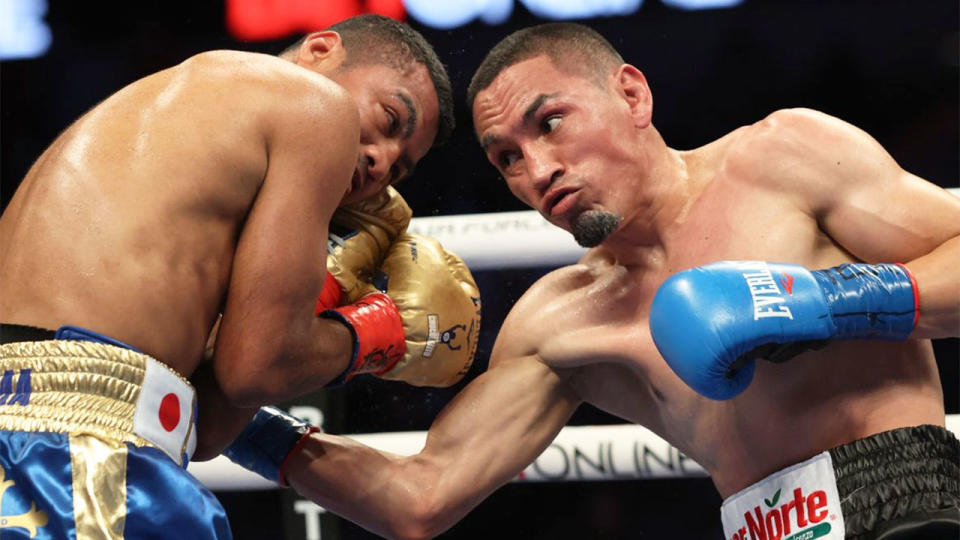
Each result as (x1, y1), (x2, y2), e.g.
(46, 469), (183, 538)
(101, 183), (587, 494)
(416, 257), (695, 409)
(223, 406), (317, 485)
(812, 263), (917, 340)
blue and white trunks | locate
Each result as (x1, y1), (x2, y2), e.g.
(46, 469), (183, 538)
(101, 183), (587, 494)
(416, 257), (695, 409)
(0, 324), (232, 539)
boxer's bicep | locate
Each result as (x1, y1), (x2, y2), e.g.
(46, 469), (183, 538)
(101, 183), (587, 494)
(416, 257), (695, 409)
(789, 113), (960, 337)
(760, 109), (958, 263)
(820, 168), (960, 337)
(814, 139), (960, 264)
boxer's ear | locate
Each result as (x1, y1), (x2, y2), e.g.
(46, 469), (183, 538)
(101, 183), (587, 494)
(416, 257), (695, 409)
(614, 64), (652, 129)
(295, 31), (347, 73)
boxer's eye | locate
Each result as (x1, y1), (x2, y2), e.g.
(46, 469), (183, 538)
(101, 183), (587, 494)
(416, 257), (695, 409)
(499, 151), (520, 170)
(542, 116), (562, 133)
(384, 107), (400, 136)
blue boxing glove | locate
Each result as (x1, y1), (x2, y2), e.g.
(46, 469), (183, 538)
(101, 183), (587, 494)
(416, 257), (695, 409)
(223, 406), (320, 485)
(649, 261), (918, 400)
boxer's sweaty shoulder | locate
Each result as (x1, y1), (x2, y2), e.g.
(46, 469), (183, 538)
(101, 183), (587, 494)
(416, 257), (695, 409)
(717, 108), (876, 207)
(0, 50), (357, 376)
(495, 250), (647, 370)
(487, 249), (672, 432)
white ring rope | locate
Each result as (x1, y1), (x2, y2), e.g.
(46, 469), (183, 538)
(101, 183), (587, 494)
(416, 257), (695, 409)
(408, 188), (959, 270)
(407, 210), (588, 270)
(192, 416), (960, 491)
(190, 186), (960, 491)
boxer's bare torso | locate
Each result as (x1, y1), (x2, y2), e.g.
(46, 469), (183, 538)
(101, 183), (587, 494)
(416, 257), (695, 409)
(0, 50), (358, 378)
(282, 57), (957, 539)
(503, 122), (944, 495)
(467, 55), (950, 496)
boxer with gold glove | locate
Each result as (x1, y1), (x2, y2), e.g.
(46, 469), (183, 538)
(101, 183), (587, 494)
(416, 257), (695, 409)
(370, 232), (481, 387)
(312, 185), (410, 384)
(313, 186), (481, 387)
(225, 233), (482, 485)
(225, 205), (482, 484)
(319, 232), (481, 387)
(321, 185), (412, 306)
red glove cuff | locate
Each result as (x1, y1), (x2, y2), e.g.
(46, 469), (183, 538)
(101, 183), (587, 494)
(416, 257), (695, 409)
(314, 272), (344, 314)
(322, 293), (405, 383)
(277, 426), (322, 487)
(895, 262), (920, 331)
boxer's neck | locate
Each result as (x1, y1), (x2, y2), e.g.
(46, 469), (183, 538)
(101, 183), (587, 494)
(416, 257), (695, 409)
(601, 142), (697, 263)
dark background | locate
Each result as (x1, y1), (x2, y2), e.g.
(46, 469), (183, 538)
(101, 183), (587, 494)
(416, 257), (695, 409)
(1, 1), (957, 539)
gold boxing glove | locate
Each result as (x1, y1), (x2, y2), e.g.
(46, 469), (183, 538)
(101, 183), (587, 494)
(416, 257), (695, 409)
(372, 233), (482, 387)
(326, 186), (413, 302)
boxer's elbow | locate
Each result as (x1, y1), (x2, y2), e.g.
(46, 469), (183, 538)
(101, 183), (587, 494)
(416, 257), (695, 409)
(393, 497), (464, 540)
(384, 501), (445, 540)
(215, 379), (261, 408)
(388, 460), (464, 540)
(192, 431), (232, 463)
(190, 439), (220, 463)
(190, 406), (238, 461)
(393, 500), (455, 540)
(390, 523), (436, 540)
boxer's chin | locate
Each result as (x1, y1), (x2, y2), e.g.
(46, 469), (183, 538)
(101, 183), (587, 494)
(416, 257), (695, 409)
(572, 210), (622, 247)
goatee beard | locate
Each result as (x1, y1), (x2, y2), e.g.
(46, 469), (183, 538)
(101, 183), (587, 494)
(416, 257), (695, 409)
(572, 210), (623, 247)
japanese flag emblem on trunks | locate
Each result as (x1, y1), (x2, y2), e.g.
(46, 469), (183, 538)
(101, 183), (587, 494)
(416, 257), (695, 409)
(722, 452), (844, 540)
(132, 357), (197, 466)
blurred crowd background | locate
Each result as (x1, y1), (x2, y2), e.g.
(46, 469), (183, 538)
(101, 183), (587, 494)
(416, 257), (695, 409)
(2, 1), (956, 538)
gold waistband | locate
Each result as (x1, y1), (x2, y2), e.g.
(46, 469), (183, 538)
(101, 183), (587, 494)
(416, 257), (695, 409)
(0, 340), (191, 450)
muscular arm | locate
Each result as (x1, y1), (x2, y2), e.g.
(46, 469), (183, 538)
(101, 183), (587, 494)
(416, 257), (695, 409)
(285, 295), (583, 539)
(761, 109), (960, 338)
(212, 60), (362, 406)
(190, 360), (257, 461)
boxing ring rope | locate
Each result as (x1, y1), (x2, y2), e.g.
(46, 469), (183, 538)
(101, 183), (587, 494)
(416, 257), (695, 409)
(189, 187), (960, 491)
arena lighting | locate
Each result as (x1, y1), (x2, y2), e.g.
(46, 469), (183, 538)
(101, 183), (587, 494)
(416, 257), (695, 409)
(403, 0), (513, 29)
(404, 0), (746, 29)
(226, 0), (406, 41)
(0, 0), (52, 60)
(226, 0), (746, 39)
(661, 0), (743, 9)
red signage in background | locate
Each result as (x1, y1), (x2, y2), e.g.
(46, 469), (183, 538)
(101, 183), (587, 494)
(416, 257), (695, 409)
(227, 0), (406, 41)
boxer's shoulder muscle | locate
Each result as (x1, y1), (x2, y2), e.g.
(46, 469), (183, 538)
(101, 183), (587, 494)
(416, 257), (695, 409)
(59, 51), (348, 186)
(737, 108), (855, 153)
(119, 50), (358, 210)
(724, 108), (891, 194)
(490, 265), (591, 362)
(492, 257), (647, 371)
(165, 51), (358, 145)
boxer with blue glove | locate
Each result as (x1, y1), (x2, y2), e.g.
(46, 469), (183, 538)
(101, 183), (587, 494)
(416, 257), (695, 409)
(650, 261), (919, 400)
(212, 25), (959, 540)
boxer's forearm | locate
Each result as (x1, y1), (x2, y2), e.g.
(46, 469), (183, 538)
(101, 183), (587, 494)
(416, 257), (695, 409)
(284, 357), (581, 540)
(214, 316), (354, 407)
(904, 234), (960, 339)
(286, 434), (443, 540)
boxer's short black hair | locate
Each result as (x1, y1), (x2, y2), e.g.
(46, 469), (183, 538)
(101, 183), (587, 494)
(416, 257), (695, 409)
(467, 23), (624, 111)
(284, 15), (454, 146)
